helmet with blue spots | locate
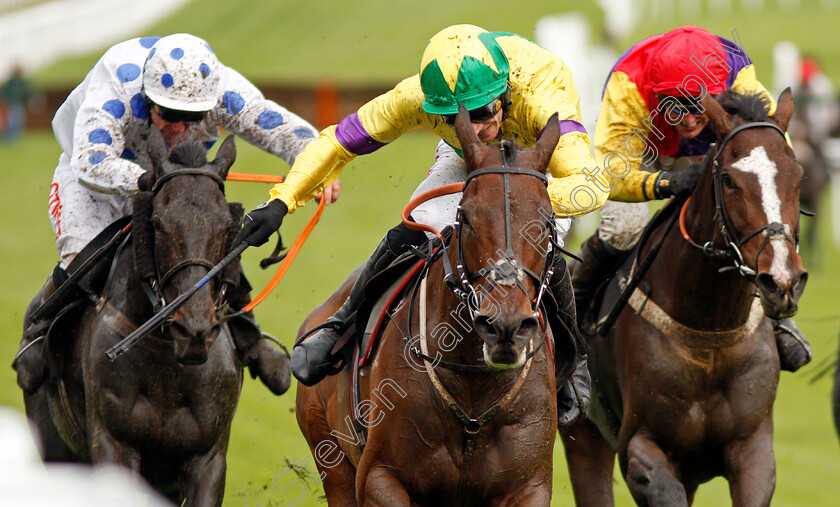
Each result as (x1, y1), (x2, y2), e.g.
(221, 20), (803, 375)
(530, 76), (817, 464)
(419, 24), (510, 115)
(143, 34), (220, 112)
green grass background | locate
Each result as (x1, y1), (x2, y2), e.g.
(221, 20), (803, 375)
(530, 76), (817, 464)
(3, 1), (840, 505)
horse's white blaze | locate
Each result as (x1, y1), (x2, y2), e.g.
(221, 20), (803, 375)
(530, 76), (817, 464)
(731, 146), (791, 287)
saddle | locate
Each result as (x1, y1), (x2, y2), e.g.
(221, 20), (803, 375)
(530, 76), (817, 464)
(40, 216), (133, 374)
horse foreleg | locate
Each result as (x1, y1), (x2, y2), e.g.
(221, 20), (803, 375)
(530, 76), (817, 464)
(89, 421), (141, 471)
(561, 419), (616, 506)
(622, 433), (687, 507)
(723, 417), (775, 507)
(357, 466), (411, 507)
(179, 446), (228, 507)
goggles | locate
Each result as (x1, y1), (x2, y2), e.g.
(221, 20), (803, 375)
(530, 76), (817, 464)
(442, 97), (504, 127)
(658, 94), (704, 115)
(150, 101), (206, 124)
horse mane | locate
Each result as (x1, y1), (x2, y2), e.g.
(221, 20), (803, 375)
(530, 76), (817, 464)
(716, 89), (773, 122)
(169, 141), (209, 168)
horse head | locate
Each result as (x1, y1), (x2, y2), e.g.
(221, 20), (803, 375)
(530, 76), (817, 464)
(452, 104), (561, 369)
(144, 127), (237, 364)
(698, 89), (807, 318)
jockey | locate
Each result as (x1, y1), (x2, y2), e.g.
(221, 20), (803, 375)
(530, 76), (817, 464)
(14, 33), (322, 395)
(235, 24), (611, 425)
(571, 25), (812, 371)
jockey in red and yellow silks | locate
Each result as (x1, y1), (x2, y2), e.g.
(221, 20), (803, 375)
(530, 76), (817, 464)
(597, 25), (777, 202)
(571, 25), (812, 373)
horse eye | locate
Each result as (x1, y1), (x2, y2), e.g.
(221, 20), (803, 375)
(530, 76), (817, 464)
(721, 173), (737, 189)
(151, 215), (162, 229)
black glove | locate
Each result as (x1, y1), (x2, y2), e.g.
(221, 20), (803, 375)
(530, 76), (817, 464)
(137, 171), (154, 192)
(234, 199), (288, 247)
(654, 162), (703, 198)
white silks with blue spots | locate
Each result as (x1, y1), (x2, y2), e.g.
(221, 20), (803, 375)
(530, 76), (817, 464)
(48, 35), (318, 268)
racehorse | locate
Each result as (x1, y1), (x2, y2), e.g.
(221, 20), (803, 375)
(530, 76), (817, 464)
(23, 129), (244, 506)
(562, 89), (806, 506)
(295, 108), (577, 505)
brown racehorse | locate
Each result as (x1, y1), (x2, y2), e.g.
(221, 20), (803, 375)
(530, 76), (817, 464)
(295, 108), (578, 505)
(562, 89), (807, 506)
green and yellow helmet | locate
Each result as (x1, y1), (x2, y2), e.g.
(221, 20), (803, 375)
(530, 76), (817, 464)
(420, 24), (510, 115)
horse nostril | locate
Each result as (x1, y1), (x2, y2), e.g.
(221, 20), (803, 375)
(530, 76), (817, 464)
(755, 273), (780, 295)
(474, 315), (497, 338)
(515, 316), (539, 341)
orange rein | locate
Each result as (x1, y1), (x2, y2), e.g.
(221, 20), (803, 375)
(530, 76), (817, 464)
(224, 172), (325, 311)
(679, 196), (694, 243)
(401, 183), (465, 240)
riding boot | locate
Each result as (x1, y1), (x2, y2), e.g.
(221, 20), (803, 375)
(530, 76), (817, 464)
(291, 223), (426, 387)
(226, 274), (291, 395)
(547, 256), (591, 427)
(13, 268), (65, 393)
(773, 318), (812, 372)
(567, 232), (628, 327)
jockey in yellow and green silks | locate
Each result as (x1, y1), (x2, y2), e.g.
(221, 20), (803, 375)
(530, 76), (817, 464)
(235, 24), (604, 425)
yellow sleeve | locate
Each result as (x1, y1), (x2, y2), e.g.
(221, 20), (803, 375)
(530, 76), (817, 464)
(497, 36), (609, 216)
(593, 72), (659, 202)
(268, 76), (428, 212)
(268, 125), (355, 212)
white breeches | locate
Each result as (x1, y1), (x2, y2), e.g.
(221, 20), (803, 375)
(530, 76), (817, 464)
(596, 200), (650, 252)
(410, 140), (571, 247)
(49, 153), (132, 268)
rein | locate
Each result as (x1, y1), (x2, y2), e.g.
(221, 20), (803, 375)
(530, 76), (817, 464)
(680, 121), (797, 278)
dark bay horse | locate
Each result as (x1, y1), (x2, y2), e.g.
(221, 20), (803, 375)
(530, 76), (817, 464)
(23, 129), (244, 506)
(562, 90), (807, 506)
(295, 109), (577, 505)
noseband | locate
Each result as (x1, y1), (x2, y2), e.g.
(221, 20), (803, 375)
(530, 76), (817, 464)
(681, 121), (797, 278)
(450, 163), (557, 319)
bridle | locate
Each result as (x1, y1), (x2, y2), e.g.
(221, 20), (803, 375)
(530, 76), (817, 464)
(449, 163), (559, 320)
(142, 168), (232, 319)
(680, 121), (798, 278)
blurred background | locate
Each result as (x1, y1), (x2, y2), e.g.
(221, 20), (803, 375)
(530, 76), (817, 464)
(1, 0), (839, 505)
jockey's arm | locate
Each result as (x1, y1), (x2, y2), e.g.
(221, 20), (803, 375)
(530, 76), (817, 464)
(269, 77), (421, 213)
(213, 68), (319, 168)
(595, 73), (668, 202)
(67, 88), (145, 197)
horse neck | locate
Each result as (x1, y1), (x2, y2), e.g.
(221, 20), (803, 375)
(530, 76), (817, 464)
(420, 251), (524, 411)
(106, 239), (155, 322)
(652, 186), (758, 331)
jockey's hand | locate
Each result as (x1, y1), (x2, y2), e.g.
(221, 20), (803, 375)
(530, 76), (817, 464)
(317, 179), (341, 205)
(234, 199), (288, 247)
(654, 162), (703, 198)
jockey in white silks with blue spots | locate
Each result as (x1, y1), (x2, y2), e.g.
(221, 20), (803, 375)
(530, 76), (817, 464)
(16, 33), (325, 396)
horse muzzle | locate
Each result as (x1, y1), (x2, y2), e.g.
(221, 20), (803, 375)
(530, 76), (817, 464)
(755, 268), (808, 319)
(474, 311), (539, 370)
(170, 318), (222, 365)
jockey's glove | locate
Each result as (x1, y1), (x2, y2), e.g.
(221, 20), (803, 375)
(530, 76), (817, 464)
(234, 199), (288, 247)
(654, 162), (703, 199)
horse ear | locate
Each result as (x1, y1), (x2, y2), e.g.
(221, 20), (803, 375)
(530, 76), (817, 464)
(147, 125), (169, 177)
(530, 113), (560, 168)
(771, 88), (795, 132)
(212, 135), (237, 177)
(454, 103), (486, 172)
(700, 93), (733, 138)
